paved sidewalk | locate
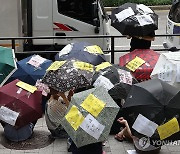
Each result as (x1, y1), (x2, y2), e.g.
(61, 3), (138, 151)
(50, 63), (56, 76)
(0, 117), (180, 154)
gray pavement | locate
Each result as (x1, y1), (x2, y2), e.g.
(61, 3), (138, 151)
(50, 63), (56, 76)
(0, 117), (180, 154)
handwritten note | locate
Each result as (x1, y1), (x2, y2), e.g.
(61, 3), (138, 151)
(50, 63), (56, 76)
(0, 106), (19, 126)
(158, 63), (173, 81)
(157, 117), (180, 140)
(46, 61), (66, 71)
(93, 75), (114, 91)
(126, 56), (145, 72)
(118, 69), (133, 85)
(80, 114), (105, 140)
(27, 55), (46, 68)
(132, 114), (158, 137)
(80, 94), (105, 117)
(136, 14), (154, 26)
(95, 62), (112, 71)
(85, 45), (103, 54)
(73, 61), (94, 72)
(16, 81), (37, 93)
(115, 7), (135, 22)
(65, 105), (84, 130)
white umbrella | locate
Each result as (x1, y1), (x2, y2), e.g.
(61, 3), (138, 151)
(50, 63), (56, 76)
(151, 51), (180, 89)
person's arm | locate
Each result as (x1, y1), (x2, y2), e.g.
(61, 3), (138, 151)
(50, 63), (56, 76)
(135, 36), (155, 41)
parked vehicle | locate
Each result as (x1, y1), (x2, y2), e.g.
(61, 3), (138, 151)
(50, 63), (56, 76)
(0, 0), (110, 52)
(163, 0), (180, 51)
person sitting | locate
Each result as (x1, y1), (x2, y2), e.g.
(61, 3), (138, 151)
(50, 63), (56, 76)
(114, 117), (133, 142)
(2, 121), (36, 142)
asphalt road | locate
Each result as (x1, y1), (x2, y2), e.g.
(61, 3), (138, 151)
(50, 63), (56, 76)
(109, 10), (170, 64)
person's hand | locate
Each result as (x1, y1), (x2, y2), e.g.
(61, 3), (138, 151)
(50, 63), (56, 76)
(126, 35), (131, 39)
(117, 117), (127, 124)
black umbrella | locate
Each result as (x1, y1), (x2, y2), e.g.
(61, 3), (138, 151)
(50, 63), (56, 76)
(111, 3), (158, 36)
(122, 79), (180, 141)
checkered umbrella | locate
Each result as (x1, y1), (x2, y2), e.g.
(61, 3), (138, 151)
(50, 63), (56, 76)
(119, 49), (160, 81)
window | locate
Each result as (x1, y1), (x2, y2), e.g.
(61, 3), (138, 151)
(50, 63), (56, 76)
(57, 0), (95, 25)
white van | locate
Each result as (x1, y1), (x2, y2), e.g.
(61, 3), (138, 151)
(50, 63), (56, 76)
(0, 0), (111, 51)
(163, 0), (180, 51)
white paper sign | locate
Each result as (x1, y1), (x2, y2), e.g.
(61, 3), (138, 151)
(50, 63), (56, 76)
(158, 63), (173, 82)
(136, 14), (154, 26)
(58, 44), (72, 57)
(127, 150), (138, 154)
(132, 114), (158, 137)
(28, 55), (46, 68)
(118, 69), (133, 85)
(80, 114), (105, 140)
(0, 106), (19, 126)
(115, 7), (135, 22)
(93, 75), (114, 91)
(136, 4), (153, 14)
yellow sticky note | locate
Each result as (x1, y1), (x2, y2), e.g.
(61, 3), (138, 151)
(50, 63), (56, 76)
(126, 56), (145, 72)
(95, 62), (112, 71)
(80, 94), (105, 117)
(46, 61), (66, 71)
(157, 117), (180, 140)
(16, 81), (37, 93)
(85, 45), (103, 54)
(65, 105), (84, 131)
(73, 61), (94, 72)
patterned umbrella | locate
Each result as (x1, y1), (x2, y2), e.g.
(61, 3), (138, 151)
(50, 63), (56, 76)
(0, 46), (17, 86)
(61, 86), (120, 148)
(42, 59), (95, 93)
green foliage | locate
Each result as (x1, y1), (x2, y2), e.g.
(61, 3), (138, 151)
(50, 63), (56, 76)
(102, 0), (172, 7)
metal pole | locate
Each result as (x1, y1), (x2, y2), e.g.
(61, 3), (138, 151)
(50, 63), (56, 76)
(12, 39), (16, 52)
(111, 36), (114, 64)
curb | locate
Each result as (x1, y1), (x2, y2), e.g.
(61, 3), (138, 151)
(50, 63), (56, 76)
(104, 5), (171, 12)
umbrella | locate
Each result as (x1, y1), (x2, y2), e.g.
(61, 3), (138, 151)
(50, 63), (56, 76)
(151, 51), (180, 89)
(55, 42), (106, 65)
(61, 86), (120, 148)
(7, 55), (52, 85)
(92, 62), (137, 100)
(0, 79), (43, 128)
(111, 3), (158, 36)
(122, 79), (180, 141)
(0, 46), (17, 86)
(42, 59), (95, 93)
(119, 49), (160, 81)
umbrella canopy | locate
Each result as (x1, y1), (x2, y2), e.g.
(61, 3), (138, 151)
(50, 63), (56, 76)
(92, 62), (137, 100)
(61, 86), (120, 148)
(122, 79), (180, 140)
(111, 3), (158, 36)
(42, 59), (95, 93)
(55, 42), (106, 65)
(0, 79), (43, 128)
(0, 46), (17, 86)
(7, 55), (52, 85)
(119, 49), (160, 81)
(151, 52), (180, 89)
